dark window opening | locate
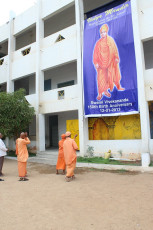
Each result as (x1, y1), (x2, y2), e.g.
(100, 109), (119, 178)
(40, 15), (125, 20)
(57, 80), (74, 88)
(143, 39), (153, 70)
(44, 79), (51, 91)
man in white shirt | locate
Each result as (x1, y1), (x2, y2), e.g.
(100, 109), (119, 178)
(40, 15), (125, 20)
(0, 133), (8, 178)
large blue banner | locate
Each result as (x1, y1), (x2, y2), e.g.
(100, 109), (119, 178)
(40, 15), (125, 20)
(83, 0), (138, 117)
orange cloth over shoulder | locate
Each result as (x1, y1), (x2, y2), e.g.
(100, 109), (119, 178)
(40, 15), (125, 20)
(16, 137), (31, 162)
(56, 134), (66, 170)
(63, 137), (78, 165)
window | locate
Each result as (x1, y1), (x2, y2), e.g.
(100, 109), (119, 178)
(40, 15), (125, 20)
(143, 39), (153, 70)
(44, 79), (51, 91)
(57, 80), (74, 88)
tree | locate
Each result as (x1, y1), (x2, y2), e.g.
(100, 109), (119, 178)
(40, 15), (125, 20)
(0, 89), (35, 138)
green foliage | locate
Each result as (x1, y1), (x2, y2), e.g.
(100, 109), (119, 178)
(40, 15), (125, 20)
(77, 157), (141, 166)
(0, 89), (35, 138)
(7, 150), (36, 157)
(86, 145), (94, 157)
(149, 161), (153, 167)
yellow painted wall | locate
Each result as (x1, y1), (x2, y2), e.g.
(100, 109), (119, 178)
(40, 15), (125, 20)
(66, 119), (80, 150)
(89, 114), (141, 140)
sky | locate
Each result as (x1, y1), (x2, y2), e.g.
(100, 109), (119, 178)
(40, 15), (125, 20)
(0, 0), (36, 26)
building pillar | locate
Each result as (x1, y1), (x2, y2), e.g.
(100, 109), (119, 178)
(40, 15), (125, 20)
(7, 11), (15, 93)
(36, 0), (45, 152)
(131, 0), (150, 166)
(38, 114), (45, 151)
(75, 0), (88, 156)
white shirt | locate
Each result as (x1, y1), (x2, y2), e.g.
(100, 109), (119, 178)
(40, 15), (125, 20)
(0, 139), (7, 157)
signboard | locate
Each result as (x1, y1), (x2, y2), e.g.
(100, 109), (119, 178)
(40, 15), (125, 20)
(83, 0), (138, 117)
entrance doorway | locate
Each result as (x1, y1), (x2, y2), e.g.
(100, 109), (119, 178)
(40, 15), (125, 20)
(47, 115), (58, 148)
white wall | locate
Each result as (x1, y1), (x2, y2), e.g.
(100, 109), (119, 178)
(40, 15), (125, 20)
(138, 0), (153, 40)
(45, 110), (78, 147)
(40, 85), (79, 114)
(41, 36), (77, 70)
(14, 6), (36, 36)
(87, 140), (142, 158)
(42, 0), (75, 19)
(58, 110), (78, 136)
(44, 61), (77, 89)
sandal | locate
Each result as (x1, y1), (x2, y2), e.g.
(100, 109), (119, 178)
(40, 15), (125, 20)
(0, 178), (4, 181)
(65, 177), (72, 182)
(23, 178), (29, 181)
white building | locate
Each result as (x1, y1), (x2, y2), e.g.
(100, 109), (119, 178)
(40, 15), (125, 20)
(0, 0), (153, 166)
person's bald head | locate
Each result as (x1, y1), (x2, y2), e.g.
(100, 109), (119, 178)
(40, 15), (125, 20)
(20, 132), (25, 139)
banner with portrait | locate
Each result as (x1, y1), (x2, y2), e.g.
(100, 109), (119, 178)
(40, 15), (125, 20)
(83, 0), (138, 117)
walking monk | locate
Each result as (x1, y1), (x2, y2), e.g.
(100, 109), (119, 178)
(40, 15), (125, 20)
(16, 132), (30, 181)
(93, 24), (124, 100)
(56, 134), (66, 175)
(63, 131), (78, 182)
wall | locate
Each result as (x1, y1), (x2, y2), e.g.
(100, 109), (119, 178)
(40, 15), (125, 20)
(45, 110), (78, 148)
(13, 6), (36, 36)
(44, 61), (77, 89)
(138, 0), (153, 40)
(42, 0), (74, 19)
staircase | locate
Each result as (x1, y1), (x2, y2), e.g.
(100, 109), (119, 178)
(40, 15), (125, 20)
(28, 149), (58, 165)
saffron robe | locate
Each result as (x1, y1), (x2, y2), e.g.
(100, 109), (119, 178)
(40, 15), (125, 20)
(16, 138), (30, 177)
(56, 139), (66, 170)
(63, 137), (78, 177)
(93, 36), (122, 96)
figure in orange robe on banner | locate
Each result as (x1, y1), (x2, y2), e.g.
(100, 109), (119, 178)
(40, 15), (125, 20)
(56, 134), (66, 175)
(63, 131), (78, 182)
(16, 132), (30, 181)
(93, 24), (124, 101)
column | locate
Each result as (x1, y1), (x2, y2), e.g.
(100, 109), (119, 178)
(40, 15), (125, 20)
(7, 11), (15, 93)
(36, 0), (45, 152)
(75, 0), (88, 156)
(131, 0), (150, 166)
(38, 114), (45, 151)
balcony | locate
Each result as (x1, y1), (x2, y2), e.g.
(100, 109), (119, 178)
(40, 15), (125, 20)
(41, 26), (77, 71)
(144, 68), (153, 101)
(25, 94), (37, 109)
(12, 42), (36, 80)
(39, 85), (79, 114)
(42, 0), (74, 19)
(0, 55), (8, 84)
(13, 6), (36, 36)
(0, 23), (9, 43)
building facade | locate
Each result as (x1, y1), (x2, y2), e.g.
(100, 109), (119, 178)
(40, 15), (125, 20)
(0, 0), (153, 166)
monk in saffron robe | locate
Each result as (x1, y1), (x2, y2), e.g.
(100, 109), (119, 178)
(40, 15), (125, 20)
(93, 24), (124, 100)
(56, 134), (66, 175)
(63, 131), (78, 182)
(16, 132), (30, 181)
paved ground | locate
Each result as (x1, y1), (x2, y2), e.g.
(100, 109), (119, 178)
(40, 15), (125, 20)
(0, 159), (153, 230)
